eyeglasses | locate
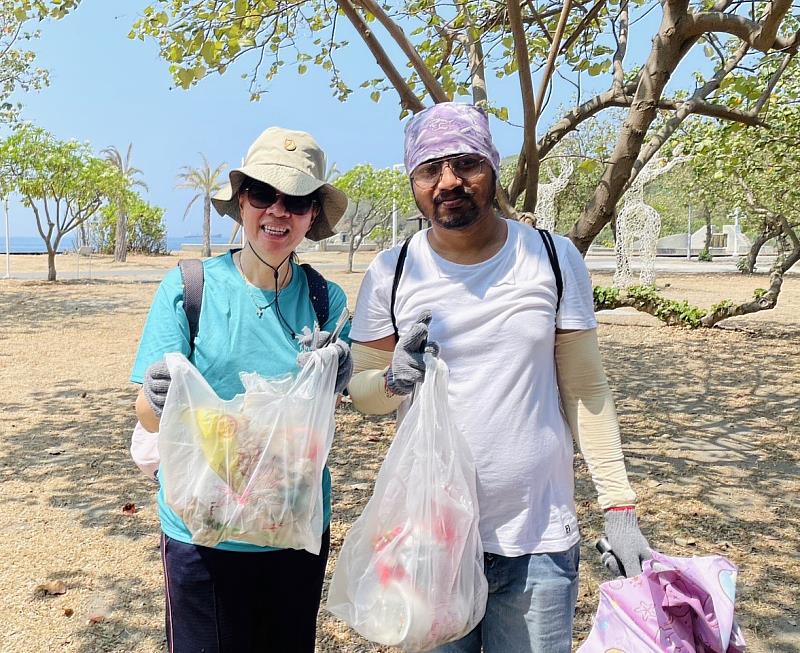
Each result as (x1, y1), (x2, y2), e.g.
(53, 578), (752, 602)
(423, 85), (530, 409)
(243, 182), (317, 215)
(411, 154), (485, 189)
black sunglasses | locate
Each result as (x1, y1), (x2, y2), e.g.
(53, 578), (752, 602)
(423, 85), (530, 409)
(243, 182), (317, 215)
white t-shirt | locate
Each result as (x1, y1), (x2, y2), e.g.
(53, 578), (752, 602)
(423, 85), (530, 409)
(350, 219), (597, 555)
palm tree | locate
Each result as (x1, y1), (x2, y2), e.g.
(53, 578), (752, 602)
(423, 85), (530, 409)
(176, 154), (227, 258)
(102, 144), (148, 262)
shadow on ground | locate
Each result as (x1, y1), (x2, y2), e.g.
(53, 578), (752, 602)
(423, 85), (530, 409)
(575, 324), (799, 651)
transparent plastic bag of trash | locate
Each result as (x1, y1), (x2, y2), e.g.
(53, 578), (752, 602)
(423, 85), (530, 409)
(327, 353), (488, 652)
(157, 348), (338, 554)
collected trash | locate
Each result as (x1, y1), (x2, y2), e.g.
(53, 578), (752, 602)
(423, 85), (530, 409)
(158, 348), (338, 554)
(579, 550), (746, 652)
(328, 354), (487, 652)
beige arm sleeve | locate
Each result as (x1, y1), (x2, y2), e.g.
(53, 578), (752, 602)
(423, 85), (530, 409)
(555, 329), (637, 510)
(348, 343), (405, 415)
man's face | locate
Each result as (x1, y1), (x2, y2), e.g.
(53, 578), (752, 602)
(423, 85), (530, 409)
(410, 154), (495, 230)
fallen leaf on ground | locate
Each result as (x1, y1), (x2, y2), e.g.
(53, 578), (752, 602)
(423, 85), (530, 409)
(87, 614), (105, 624)
(121, 502), (137, 515)
(35, 581), (67, 596)
(63, 608), (74, 617)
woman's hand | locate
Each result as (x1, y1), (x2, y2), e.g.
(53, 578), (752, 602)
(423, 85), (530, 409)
(136, 360), (171, 433)
(297, 331), (353, 394)
(143, 360), (171, 416)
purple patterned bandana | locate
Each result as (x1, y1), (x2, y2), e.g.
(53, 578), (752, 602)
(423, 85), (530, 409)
(404, 102), (500, 176)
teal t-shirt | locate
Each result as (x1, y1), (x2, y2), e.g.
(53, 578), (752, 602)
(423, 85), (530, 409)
(131, 251), (350, 552)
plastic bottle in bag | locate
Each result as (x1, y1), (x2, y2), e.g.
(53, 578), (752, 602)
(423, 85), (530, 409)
(327, 353), (488, 651)
(158, 348), (338, 554)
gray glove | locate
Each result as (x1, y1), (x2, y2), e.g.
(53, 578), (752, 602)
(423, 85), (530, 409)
(387, 310), (439, 396)
(143, 360), (171, 417)
(297, 331), (353, 395)
(603, 508), (652, 577)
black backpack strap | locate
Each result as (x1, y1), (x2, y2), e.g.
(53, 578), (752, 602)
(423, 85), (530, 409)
(301, 263), (330, 328)
(390, 238), (411, 341)
(537, 229), (563, 315)
(178, 259), (204, 355)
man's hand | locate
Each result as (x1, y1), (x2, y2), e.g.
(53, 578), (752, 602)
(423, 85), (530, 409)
(387, 310), (439, 396)
(143, 360), (171, 417)
(297, 331), (353, 395)
(603, 508), (652, 577)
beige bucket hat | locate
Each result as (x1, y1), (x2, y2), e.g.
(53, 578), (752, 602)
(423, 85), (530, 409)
(211, 127), (348, 241)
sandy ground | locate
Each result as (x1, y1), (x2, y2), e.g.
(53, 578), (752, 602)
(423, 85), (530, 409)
(0, 251), (798, 652)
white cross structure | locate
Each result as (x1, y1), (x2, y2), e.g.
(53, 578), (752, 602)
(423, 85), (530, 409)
(533, 159), (574, 232)
(613, 154), (691, 288)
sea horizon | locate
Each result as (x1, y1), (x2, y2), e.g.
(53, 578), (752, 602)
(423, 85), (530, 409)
(0, 234), (223, 254)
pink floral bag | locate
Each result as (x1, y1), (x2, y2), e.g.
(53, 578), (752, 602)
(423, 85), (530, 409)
(578, 551), (746, 653)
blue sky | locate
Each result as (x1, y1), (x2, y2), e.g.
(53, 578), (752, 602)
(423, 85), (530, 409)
(7, 0), (710, 239)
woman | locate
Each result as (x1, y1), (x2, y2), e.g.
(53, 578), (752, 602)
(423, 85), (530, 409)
(130, 127), (352, 652)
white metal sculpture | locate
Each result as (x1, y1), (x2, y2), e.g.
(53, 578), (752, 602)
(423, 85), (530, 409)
(614, 154), (691, 288)
(533, 159), (574, 232)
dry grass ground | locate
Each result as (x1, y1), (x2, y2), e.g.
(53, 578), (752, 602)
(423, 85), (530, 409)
(0, 252), (797, 652)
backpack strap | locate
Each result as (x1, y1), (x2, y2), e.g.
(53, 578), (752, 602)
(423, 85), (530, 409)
(178, 259), (204, 355)
(390, 238), (411, 341)
(537, 228), (563, 315)
(301, 263), (330, 328)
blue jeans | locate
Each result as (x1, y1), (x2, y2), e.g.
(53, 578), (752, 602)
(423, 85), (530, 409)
(433, 542), (580, 653)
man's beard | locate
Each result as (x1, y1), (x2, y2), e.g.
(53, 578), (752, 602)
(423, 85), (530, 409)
(431, 189), (480, 230)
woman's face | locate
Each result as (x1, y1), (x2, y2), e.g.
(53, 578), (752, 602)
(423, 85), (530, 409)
(238, 180), (319, 261)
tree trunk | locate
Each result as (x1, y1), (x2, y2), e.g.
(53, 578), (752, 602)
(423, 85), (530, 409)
(77, 222), (89, 249)
(744, 227), (775, 274)
(319, 239), (328, 252)
(114, 205), (128, 262)
(47, 248), (57, 281)
(202, 196), (211, 258)
(347, 239), (355, 273)
(567, 0), (690, 254)
(701, 204), (713, 260)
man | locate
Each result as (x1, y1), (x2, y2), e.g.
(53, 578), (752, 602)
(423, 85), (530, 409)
(346, 102), (651, 652)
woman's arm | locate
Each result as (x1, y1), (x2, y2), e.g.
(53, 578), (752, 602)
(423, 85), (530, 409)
(135, 388), (161, 434)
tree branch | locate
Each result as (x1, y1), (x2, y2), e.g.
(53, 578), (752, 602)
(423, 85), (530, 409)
(752, 47), (797, 114)
(656, 97), (767, 125)
(684, 0), (794, 52)
(611, 0), (629, 94)
(524, 0), (554, 44)
(522, 0), (574, 212)
(559, 0), (608, 55)
(335, 0), (424, 112)
(632, 42), (750, 185)
(454, 0), (488, 107)
(355, 0), (449, 103)
(507, 0), (539, 208)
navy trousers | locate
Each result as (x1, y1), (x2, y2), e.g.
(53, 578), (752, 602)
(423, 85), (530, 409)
(160, 530), (330, 653)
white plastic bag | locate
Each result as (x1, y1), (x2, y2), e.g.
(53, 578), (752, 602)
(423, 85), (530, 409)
(158, 348), (338, 554)
(130, 421), (159, 481)
(327, 353), (487, 652)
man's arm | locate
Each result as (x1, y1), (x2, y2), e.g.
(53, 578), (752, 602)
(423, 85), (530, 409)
(556, 327), (652, 577)
(555, 327), (636, 509)
(348, 338), (405, 415)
